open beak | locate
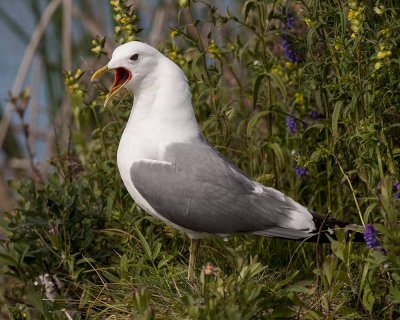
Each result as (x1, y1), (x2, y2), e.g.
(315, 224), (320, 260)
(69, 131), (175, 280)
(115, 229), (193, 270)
(91, 64), (132, 107)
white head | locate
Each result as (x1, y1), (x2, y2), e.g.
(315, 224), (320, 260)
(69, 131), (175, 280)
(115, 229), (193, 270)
(91, 41), (173, 106)
(92, 41), (201, 146)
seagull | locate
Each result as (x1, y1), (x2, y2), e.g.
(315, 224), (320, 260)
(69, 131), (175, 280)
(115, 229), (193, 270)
(92, 41), (362, 281)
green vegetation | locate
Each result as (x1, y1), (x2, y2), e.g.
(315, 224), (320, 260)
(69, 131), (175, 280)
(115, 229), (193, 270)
(1, 0), (400, 318)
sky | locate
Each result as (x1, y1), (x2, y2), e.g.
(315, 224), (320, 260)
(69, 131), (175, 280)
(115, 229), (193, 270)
(0, 1), (36, 107)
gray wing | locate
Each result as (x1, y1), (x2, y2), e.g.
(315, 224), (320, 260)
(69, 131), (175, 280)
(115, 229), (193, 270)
(130, 142), (314, 235)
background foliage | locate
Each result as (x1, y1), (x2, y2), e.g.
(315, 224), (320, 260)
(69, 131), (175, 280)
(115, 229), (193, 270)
(1, 0), (400, 319)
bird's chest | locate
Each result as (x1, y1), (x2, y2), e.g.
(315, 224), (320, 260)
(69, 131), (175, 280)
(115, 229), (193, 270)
(117, 132), (155, 184)
(116, 132), (165, 214)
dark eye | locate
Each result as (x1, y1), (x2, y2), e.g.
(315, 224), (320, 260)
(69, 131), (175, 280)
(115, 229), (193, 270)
(130, 53), (139, 61)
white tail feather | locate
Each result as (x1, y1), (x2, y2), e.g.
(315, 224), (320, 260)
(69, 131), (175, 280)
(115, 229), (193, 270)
(254, 226), (314, 239)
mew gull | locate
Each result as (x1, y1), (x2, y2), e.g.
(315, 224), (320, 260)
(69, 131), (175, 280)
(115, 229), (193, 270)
(92, 41), (362, 281)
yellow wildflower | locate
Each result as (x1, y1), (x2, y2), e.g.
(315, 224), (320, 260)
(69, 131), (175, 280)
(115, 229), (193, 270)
(227, 43), (236, 50)
(169, 50), (177, 59)
(65, 69), (84, 96)
(380, 28), (392, 38)
(348, 5), (364, 35)
(304, 18), (314, 27)
(294, 93), (304, 105)
(271, 64), (283, 77)
(348, 9), (356, 21)
(75, 68), (83, 78)
(374, 62), (382, 70)
(377, 50), (392, 59)
(348, 1), (358, 9)
(373, 6), (384, 15)
(170, 29), (178, 38)
(285, 61), (294, 69)
(208, 40), (221, 59)
(178, 0), (189, 8)
(163, 225), (174, 238)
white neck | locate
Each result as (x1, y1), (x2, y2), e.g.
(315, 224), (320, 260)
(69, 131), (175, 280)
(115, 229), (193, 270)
(118, 58), (202, 161)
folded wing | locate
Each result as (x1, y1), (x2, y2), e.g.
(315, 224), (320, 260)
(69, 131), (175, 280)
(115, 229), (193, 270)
(130, 142), (315, 238)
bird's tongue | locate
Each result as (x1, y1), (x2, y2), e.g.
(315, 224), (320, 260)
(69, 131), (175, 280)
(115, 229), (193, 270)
(111, 67), (132, 93)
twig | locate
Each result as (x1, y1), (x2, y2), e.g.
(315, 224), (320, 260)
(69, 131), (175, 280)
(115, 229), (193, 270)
(0, 0), (62, 149)
(19, 117), (42, 185)
(29, 59), (41, 151)
(62, 0), (72, 70)
(59, 0), (73, 154)
(336, 160), (365, 226)
(0, 172), (14, 211)
(8, 158), (30, 170)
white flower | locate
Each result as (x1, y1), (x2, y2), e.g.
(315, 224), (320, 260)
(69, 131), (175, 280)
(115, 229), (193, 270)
(37, 273), (63, 301)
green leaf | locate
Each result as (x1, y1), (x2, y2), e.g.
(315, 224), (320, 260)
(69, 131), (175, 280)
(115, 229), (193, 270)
(266, 72), (287, 99)
(322, 255), (338, 286)
(330, 239), (347, 264)
(120, 254), (129, 280)
(304, 310), (323, 320)
(270, 306), (297, 318)
(246, 110), (271, 137)
(152, 242), (162, 261)
(252, 74), (265, 110)
(363, 202), (378, 225)
(286, 280), (315, 295)
(102, 271), (119, 283)
(332, 100), (343, 142)
(158, 255), (174, 269)
(0, 253), (19, 268)
(243, 0), (256, 20)
(273, 270), (299, 290)
(268, 142), (285, 169)
(135, 226), (153, 261)
(389, 286), (400, 304)
(79, 286), (92, 309)
(191, 52), (205, 78)
(362, 283), (375, 313)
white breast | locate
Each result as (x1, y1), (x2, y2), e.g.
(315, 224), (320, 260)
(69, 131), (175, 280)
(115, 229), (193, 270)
(116, 131), (160, 218)
(116, 130), (209, 239)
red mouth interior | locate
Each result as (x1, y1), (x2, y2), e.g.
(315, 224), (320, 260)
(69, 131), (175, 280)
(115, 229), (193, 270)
(112, 67), (132, 93)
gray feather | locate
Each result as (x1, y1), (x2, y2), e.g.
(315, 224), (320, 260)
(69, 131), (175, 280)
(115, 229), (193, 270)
(130, 142), (314, 236)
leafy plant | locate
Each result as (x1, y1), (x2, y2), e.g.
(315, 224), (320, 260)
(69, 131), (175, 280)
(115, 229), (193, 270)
(1, 0), (400, 318)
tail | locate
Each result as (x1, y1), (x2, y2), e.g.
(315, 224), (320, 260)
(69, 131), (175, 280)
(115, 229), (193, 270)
(254, 211), (365, 243)
(305, 211), (365, 243)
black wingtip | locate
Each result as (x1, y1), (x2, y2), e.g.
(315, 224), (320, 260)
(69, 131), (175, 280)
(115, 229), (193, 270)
(306, 211), (365, 243)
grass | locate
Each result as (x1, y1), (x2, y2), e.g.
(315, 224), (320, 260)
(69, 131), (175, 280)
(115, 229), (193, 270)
(1, 0), (400, 319)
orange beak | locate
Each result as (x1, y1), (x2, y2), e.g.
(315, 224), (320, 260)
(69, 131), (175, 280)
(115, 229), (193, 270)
(91, 65), (132, 107)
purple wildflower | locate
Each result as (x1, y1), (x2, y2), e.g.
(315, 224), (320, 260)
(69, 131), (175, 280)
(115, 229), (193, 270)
(310, 111), (319, 120)
(286, 115), (297, 133)
(393, 181), (400, 198)
(363, 224), (379, 249)
(294, 162), (309, 178)
(286, 11), (296, 30)
(281, 34), (303, 63)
